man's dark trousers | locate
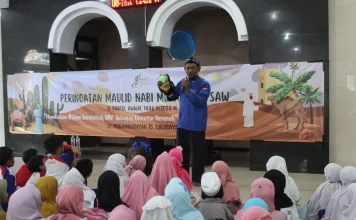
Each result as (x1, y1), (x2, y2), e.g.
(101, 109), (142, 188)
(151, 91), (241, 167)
(177, 128), (205, 183)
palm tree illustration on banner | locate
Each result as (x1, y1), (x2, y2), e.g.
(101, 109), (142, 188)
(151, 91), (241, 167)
(266, 63), (318, 123)
(297, 85), (323, 124)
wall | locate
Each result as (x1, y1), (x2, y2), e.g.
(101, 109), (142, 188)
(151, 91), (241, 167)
(78, 9), (248, 70)
(78, 18), (129, 70)
(329, 0), (356, 166)
(0, 9), (4, 146)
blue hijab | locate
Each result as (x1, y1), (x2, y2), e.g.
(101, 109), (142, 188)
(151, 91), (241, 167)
(243, 198), (269, 212)
(164, 178), (204, 220)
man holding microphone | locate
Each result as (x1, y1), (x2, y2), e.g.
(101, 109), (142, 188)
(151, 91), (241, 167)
(166, 57), (211, 186)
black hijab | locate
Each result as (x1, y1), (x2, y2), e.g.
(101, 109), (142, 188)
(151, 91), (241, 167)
(201, 185), (224, 200)
(97, 170), (128, 212)
(264, 169), (293, 210)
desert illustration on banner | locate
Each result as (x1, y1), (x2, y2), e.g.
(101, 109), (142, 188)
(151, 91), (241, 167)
(7, 62), (324, 142)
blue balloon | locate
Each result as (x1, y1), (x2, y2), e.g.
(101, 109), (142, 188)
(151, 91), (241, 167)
(168, 31), (196, 61)
(243, 198), (269, 212)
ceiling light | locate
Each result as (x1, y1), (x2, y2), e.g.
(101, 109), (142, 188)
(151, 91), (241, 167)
(271, 11), (277, 20)
(284, 33), (290, 40)
(294, 47), (299, 51)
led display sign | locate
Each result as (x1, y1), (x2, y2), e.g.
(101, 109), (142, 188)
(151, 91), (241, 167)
(111, 0), (163, 8)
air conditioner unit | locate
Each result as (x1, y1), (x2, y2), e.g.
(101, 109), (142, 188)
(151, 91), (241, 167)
(0, 0), (9, 8)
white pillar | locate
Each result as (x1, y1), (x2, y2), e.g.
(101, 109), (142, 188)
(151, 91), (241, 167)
(329, 0), (356, 165)
(0, 9), (5, 146)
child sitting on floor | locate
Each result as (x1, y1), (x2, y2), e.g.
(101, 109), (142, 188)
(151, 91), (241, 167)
(196, 172), (234, 220)
(44, 135), (80, 187)
(26, 155), (46, 185)
(0, 147), (15, 211)
(15, 148), (38, 188)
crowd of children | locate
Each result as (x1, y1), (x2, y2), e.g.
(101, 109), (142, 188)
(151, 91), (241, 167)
(0, 135), (356, 219)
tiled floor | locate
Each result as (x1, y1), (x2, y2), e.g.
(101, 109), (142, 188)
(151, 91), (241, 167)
(12, 153), (325, 204)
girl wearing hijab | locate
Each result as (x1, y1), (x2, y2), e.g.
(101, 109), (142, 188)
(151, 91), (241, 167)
(235, 178), (287, 220)
(122, 170), (158, 219)
(141, 196), (174, 220)
(212, 160), (242, 214)
(35, 176), (59, 218)
(103, 153), (129, 196)
(264, 170), (300, 220)
(0, 180), (7, 220)
(243, 198), (269, 212)
(338, 183), (356, 220)
(48, 185), (90, 220)
(149, 152), (177, 195)
(241, 206), (272, 220)
(266, 156), (300, 204)
(124, 155), (146, 177)
(62, 159), (96, 209)
(169, 147), (193, 192)
(165, 177), (204, 220)
(96, 170), (127, 213)
(196, 172), (234, 220)
(108, 205), (136, 220)
(307, 163), (342, 220)
(263, 170), (294, 210)
(323, 166), (356, 220)
(6, 184), (46, 220)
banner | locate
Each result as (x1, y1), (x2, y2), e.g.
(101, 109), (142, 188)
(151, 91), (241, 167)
(7, 62), (324, 141)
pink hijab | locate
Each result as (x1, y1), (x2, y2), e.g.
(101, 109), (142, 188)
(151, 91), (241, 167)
(250, 178), (286, 220)
(122, 170), (158, 220)
(169, 147), (192, 191)
(109, 205), (136, 220)
(241, 206), (272, 220)
(212, 160), (242, 214)
(124, 155), (146, 177)
(149, 152), (177, 195)
(236, 178), (286, 220)
(49, 185), (85, 220)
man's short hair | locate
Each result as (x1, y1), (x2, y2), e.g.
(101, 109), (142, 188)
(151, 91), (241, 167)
(27, 155), (44, 173)
(0, 147), (13, 166)
(22, 148), (38, 164)
(76, 158), (93, 178)
(44, 135), (63, 155)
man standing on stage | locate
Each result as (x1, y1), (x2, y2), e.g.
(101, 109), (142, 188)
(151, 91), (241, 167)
(167, 57), (211, 186)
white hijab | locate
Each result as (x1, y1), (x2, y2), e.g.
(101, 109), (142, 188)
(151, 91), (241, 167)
(141, 196), (174, 220)
(266, 156), (301, 204)
(324, 166), (356, 220)
(61, 167), (96, 209)
(307, 163), (342, 220)
(339, 183), (356, 220)
(103, 153), (129, 197)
